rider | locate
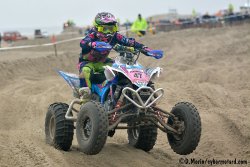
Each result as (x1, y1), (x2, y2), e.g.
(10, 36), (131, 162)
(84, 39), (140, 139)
(78, 12), (162, 89)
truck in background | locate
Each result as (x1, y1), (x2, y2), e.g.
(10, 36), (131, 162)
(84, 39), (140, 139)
(3, 31), (28, 42)
(34, 29), (49, 38)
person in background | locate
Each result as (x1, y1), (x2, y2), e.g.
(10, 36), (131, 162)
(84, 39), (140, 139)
(78, 12), (162, 90)
(84, 26), (91, 35)
(228, 3), (234, 14)
(148, 17), (156, 35)
(79, 28), (83, 35)
(131, 14), (148, 37)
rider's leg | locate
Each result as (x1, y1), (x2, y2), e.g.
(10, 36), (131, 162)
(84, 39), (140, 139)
(81, 63), (95, 89)
(76, 62), (94, 101)
(79, 59), (113, 89)
(78, 61), (89, 87)
(92, 61), (112, 73)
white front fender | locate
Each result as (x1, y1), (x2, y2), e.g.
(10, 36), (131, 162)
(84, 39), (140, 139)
(104, 65), (116, 81)
(147, 67), (162, 80)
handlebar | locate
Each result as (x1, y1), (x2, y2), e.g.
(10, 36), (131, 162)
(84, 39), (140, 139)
(94, 41), (139, 55)
(113, 44), (140, 55)
(112, 44), (140, 64)
(94, 41), (163, 61)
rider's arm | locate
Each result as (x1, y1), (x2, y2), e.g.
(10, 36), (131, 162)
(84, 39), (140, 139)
(115, 33), (144, 49)
(115, 33), (152, 56)
(114, 33), (162, 59)
(80, 32), (95, 54)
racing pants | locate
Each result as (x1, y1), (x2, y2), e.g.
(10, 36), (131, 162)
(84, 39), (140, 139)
(78, 58), (113, 88)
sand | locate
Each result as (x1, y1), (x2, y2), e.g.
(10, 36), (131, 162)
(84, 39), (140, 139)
(0, 24), (249, 167)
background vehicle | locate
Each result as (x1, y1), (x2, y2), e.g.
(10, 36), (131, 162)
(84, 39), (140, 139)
(34, 29), (49, 38)
(45, 42), (202, 155)
(3, 31), (28, 42)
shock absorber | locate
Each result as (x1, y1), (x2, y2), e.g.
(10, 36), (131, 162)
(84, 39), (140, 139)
(110, 86), (124, 123)
(113, 85), (122, 101)
(115, 95), (124, 108)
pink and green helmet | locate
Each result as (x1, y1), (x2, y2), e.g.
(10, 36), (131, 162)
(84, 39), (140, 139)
(94, 12), (117, 26)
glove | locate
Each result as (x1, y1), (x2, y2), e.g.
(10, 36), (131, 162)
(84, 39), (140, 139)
(113, 44), (122, 51)
(88, 42), (96, 48)
(114, 44), (135, 53)
(141, 46), (151, 54)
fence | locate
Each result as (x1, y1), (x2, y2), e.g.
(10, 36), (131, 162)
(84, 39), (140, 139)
(153, 14), (250, 32)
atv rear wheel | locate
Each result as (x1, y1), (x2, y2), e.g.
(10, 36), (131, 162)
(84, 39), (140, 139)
(76, 101), (108, 155)
(45, 103), (74, 151)
(167, 102), (201, 155)
(127, 122), (157, 152)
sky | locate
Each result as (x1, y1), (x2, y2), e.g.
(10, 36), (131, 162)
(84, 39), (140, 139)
(0, 0), (248, 34)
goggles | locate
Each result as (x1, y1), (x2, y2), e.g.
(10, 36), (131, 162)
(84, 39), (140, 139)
(96, 25), (118, 34)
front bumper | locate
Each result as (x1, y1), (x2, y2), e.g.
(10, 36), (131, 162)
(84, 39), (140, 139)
(122, 86), (164, 109)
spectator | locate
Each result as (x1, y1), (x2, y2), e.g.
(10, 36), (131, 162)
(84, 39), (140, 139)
(79, 28), (83, 35)
(228, 3), (234, 14)
(84, 26), (91, 35)
(131, 14), (148, 37)
(192, 9), (197, 18)
(148, 17), (156, 35)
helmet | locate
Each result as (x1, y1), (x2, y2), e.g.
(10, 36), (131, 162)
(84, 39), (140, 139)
(94, 12), (118, 34)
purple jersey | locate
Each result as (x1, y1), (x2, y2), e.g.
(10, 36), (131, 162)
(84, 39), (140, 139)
(79, 28), (144, 63)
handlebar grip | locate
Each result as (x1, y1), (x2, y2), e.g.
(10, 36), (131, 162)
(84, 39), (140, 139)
(126, 46), (135, 52)
(113, 44), (135, 53)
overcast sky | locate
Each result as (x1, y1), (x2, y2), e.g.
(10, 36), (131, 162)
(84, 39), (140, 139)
(0, 0), (248, 29)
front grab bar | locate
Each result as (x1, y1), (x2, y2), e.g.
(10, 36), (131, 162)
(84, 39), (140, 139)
(122, 86), (164, 109)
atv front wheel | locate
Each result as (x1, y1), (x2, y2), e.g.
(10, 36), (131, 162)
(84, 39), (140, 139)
(76, 101), (108, 155)
(127, 122), (157, 152)
(45, 103), (74, 151)
(167, 102), (201, 155)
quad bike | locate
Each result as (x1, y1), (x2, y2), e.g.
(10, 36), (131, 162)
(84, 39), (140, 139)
(45, 42), (201, 155)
